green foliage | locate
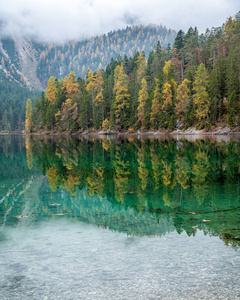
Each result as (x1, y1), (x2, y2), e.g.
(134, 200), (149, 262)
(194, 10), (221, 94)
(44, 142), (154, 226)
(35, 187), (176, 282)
(208, 55), (227, 123)
(0, 80), (39, 131)
(25, 12), (240, 132)
(193, 63), (211, 128)
(150, 78), (162, 129)
(227, 91), (239, 127)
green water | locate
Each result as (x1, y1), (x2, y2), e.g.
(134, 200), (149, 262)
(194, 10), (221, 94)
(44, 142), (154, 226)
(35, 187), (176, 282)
(0, 134), (240, 299)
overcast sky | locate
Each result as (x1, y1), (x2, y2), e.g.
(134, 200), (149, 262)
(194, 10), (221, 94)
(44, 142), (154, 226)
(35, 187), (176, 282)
(0, 0), (239, 43)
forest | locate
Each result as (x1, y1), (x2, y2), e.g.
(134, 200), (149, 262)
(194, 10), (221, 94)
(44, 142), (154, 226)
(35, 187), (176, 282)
(37, 24), (175, 85)
(0, 79), (38, 132)
(0, 24), (175, 132)
(26, 12), (240, 133)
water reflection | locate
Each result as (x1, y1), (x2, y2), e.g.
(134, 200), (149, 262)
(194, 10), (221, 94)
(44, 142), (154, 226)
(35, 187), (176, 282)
(1, 135), (240, 248)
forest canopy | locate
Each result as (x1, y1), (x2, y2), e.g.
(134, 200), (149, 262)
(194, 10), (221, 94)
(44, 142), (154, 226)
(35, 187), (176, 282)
(24, 12), (240, 132)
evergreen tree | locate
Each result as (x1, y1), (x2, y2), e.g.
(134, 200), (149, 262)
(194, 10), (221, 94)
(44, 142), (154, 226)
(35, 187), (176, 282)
(150, 78), (162, 129)
(2, 109), (9, 131)
(227, 91), (239, 127)
(227, 45), (240, 101)
(208, 55), (227, 123)
(151, 41), (162, 77)
(173, 30), (185, 53)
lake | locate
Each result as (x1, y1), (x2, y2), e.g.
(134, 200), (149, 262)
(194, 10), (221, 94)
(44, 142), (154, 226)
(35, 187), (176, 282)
(0, 134), (240, 299)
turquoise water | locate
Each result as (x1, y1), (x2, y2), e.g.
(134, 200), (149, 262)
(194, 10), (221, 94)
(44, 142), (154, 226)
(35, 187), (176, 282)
(0, 134), (240, 299)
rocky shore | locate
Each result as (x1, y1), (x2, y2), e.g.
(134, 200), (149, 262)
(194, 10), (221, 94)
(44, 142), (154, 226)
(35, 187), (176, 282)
(3, 125), (240, 136)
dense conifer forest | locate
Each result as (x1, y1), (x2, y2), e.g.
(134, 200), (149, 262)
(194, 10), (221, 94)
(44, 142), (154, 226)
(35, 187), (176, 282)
(23, 12), (240, 132)
(0, 79), (38, 132)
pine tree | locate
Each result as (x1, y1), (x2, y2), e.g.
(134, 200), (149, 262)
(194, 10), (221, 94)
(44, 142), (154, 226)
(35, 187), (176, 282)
(173, 30), (185, 53)
(227, 91), (238, 126)
(2, 109), (9, 131)
(208, 55), (227, 123)
(151, 41), (162, 77)
(227, 45), (240, 103)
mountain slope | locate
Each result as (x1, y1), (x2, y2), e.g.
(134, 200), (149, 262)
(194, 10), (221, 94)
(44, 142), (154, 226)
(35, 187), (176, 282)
(0, 37), (43, 90)
(37, 25), (176, 86)
(0, 24), (176, 90)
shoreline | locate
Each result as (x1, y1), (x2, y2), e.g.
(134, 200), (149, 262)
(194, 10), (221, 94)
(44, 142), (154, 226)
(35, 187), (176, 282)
(2, 125), (240, 136)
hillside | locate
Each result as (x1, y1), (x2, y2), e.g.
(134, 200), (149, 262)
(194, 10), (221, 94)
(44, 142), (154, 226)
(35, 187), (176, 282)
(37, 25), (176, 86)
(0, 24), (176, 90)
(0, 37), (43, 90)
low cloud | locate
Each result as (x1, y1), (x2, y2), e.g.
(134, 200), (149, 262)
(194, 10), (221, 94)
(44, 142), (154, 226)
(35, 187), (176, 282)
(0, 0), (238, 43)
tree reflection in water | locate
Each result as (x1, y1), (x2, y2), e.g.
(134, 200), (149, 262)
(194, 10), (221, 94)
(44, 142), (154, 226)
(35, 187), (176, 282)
(1, 134), (240, 248)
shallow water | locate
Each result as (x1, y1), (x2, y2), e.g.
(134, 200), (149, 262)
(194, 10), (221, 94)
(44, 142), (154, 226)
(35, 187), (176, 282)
(0, 135), (240, 299)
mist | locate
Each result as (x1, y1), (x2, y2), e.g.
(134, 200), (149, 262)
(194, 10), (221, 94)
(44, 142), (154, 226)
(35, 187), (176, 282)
(0, 0), (239, 43)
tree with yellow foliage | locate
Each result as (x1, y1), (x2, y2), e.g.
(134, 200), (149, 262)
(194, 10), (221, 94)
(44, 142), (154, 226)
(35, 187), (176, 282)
(193, 63), (210, 128)
(55, 99), (78, 132)
(136, 51), (147, 83)
(25, 136), (33, 169)
(224, 16), (236, 42)
(162, 82), (173, 111)
(162, 160), (172, 187)
(137, 146), (148, 191)
(192, 150), (210, 204)
(93, 70), (105, 128)
(113, 63), (130, 128)
(25, 98), (33, 133)
(162, 60), (177, 128)
(46, 76), (57, 104)
(87, 165), (104, 196)
(150, 144), (161, 190)
(64, 170), (81, 196)
(137, 78), (148, 128)
(66, 71), (79, 99)
(175, 155), (190, 189)
(114, 147), (131, 203)
(47, 165), (60, 192)
(175, 79), (190, 123)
